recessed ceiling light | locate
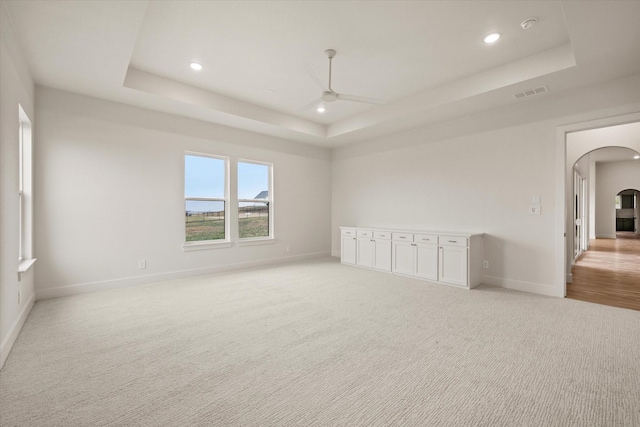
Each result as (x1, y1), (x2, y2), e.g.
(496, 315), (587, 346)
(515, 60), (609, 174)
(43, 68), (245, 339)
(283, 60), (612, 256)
(190, 62), (203, 71)
(634, 155), (640, 159)
(483, 33), (501, 44)
(317, 106), (326, 113)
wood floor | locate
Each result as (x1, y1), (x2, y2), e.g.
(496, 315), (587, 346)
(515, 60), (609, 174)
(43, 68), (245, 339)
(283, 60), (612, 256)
(567, 232), (640, 311)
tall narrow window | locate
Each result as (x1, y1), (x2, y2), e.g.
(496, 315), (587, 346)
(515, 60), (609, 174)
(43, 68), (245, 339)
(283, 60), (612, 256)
(18, 105), (36, 280)
(18, 105), (33, 264)
(19, 115), (23, 260)
(184, 154), (227, 242)
(238, 160), (272, 239)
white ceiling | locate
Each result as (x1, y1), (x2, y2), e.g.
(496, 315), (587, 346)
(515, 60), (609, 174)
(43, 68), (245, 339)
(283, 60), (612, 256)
(4, 0), (640, 147)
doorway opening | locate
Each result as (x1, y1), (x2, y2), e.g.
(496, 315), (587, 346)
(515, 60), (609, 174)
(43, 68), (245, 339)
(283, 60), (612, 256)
(557, 114), (640, 304)
(564, 142), (640, 310)
(615, 189), (639, 235)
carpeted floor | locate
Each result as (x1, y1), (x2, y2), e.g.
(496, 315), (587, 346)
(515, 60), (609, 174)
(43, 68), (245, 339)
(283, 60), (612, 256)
(1, 257), (639, 426)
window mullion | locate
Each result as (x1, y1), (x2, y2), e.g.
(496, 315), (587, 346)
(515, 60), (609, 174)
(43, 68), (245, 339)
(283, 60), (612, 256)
(185, 197), (225, 202)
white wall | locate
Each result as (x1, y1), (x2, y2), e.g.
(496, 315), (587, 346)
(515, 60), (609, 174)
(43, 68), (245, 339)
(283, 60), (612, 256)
(333, 73), (640, 297)
(34, 88), (332, 298)
(0, 4), (36, 368)
(595, 161), (640, 238)
(333, 120), (558, 295)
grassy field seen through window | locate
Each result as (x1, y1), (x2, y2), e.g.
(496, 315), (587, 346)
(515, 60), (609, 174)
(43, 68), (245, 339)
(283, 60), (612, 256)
(185, 214), (269, 241)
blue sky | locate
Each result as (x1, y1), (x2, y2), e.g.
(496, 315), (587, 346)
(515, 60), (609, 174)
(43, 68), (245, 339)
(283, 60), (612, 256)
(185, 155), (268, 212)
(237, 161), (268, 199)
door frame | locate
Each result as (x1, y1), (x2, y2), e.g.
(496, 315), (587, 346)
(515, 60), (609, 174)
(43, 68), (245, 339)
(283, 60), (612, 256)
(555, 111), (640, 298)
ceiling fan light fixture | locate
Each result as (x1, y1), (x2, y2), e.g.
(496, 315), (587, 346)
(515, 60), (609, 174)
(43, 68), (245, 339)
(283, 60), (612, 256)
(483, 33), (501, 44)
(316, 106), (326, 113)
(321, 91), (338, 102)
(189, 62), (203, 71)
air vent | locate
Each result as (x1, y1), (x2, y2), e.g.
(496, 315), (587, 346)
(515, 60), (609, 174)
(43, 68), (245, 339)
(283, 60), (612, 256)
(514, 85), (548, 99)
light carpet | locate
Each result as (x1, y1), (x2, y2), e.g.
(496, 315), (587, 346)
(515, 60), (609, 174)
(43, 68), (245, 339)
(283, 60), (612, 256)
(1, 257), (639, 426)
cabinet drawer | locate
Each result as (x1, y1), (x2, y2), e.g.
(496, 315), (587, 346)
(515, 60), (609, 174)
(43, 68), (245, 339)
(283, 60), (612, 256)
(439, 235), (468, 247)
(341, 228), (357, 237)
(392, 232), (414, 242)
(374, 231), (391, 240)
(414, 234), (438, 244)
(357, 230), (373, 238)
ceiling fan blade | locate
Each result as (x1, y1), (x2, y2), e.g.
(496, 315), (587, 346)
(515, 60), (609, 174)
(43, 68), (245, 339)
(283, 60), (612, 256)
(337, 93), (386, 105)
(305, 62), (329, 91)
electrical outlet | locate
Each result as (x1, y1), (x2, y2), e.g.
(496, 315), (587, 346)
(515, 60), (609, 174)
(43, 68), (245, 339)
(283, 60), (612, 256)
(482, 260), (489, 269)
(529, 205), (541, 215)
(286, 245), (291, 252)
(138, 260), (146, 269)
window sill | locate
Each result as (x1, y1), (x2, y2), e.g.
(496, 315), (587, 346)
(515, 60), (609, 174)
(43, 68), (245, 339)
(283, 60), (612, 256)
(182, 241), (233, 252)
(236, 237), (276, 247)
(18, 258), (37, 273)
(18, 258), (37, 280)
(181, 238), (276, 251)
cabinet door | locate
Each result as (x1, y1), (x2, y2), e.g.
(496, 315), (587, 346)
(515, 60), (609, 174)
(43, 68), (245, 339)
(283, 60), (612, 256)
(374, 239), (392, 272)
(415, 243), (438, 281)
(439, 245), (468, 287)
(341, 236), (357, 265)
(392, 241), (415, 276)
(357, 238), (375, 268)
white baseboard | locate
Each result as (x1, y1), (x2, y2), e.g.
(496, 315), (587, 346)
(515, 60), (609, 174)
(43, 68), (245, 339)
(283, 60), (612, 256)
(482, 275), (560, 297)
(0, 292), (36, 370)
(36, 252), (331, 300)
(331, 250), (340, 257)
(595, 234), (616, 239)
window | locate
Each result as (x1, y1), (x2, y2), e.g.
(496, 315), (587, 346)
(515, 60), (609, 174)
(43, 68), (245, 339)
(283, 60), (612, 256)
(184, 154), (228, 243)
(238, 160), (272, 239)
(182, 154), (273, 249)
(18, 104), (35, 274)
(19, 114), (24, 260)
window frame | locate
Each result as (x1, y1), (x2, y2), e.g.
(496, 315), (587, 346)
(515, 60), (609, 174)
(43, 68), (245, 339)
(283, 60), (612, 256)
(182, 152), (231, 250)
(19, 117), (24, 262)
(18, 105), (36, 277)
(237, 159), (274, 242)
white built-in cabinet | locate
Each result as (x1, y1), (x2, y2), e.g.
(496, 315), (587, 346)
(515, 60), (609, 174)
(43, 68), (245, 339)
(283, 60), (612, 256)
(341, 228), (357, 265)
(341, 227), (483, 289)
(356, 230), (392, 272)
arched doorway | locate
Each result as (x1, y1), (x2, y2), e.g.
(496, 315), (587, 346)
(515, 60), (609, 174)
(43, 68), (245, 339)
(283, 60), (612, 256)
(565, 145), (640, 310)
(569, 147), (639, 264)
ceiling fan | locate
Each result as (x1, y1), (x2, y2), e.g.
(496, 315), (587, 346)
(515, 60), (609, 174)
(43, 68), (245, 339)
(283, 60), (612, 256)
(306, 49), (386, 108)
